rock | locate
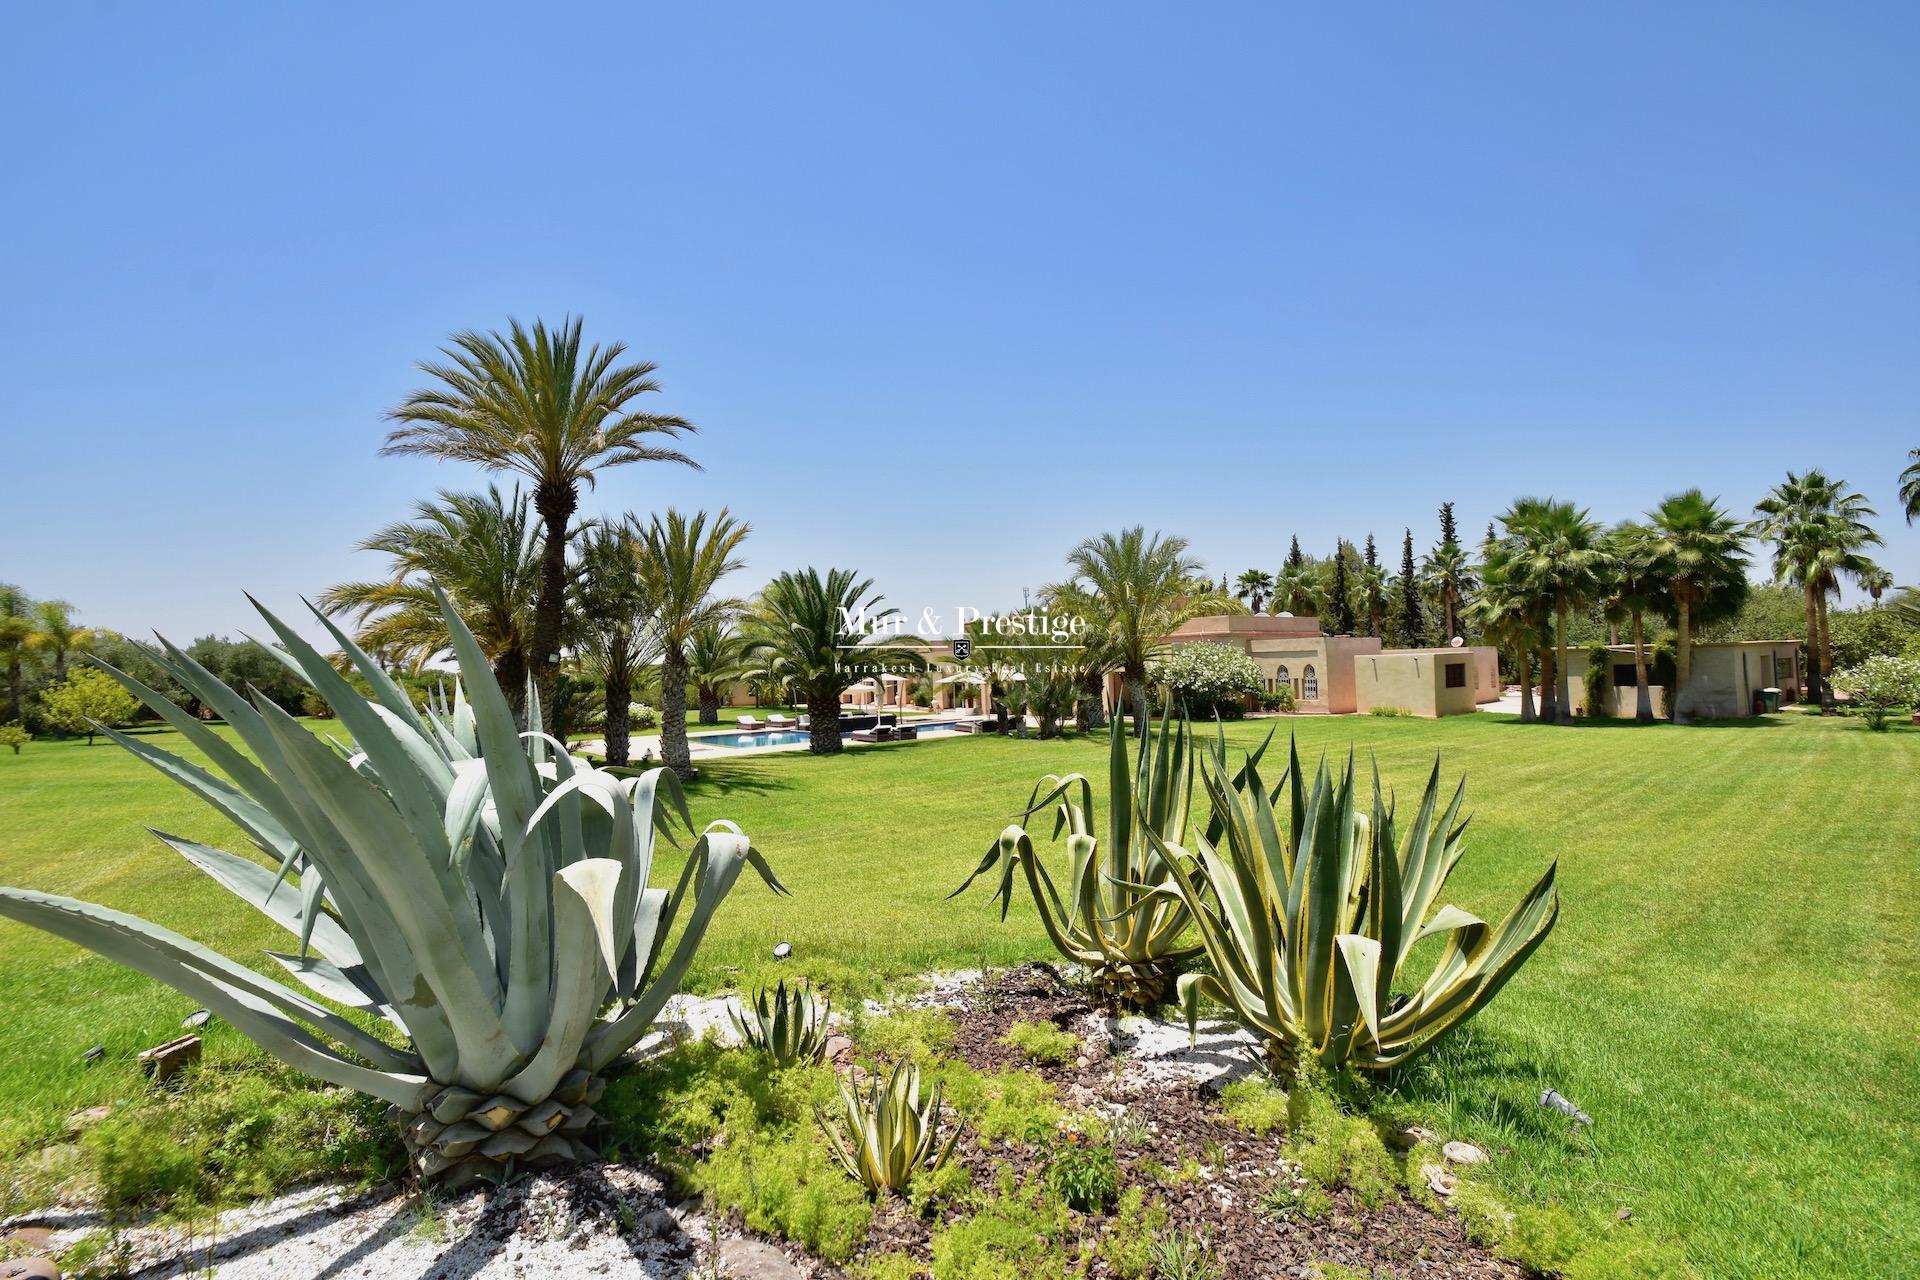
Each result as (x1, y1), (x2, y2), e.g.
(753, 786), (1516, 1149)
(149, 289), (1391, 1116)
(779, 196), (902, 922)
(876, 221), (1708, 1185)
(1616, 1207), (1634, 1222)
(822, 1034), (855, 1067)
(635, 1208), (678, 1238)
(4, 1228), (54, 1251)
(1074, 1055), (1090, 1070)
(1420, 1164), (1457, 1197)
(1390, 1125), (1439, 1150)
(718, 1236), (806, 1280)
(0, 1258), (60, 1279)
(137, 1034), (201, 1082)
(1442, 1140), (1489, 1166)
(65, 1106), (111, 1134)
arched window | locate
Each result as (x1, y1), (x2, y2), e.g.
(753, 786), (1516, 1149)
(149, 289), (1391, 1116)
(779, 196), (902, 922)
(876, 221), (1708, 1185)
(1275, 664), (1290, 690)
(1302, 664), (1319, 701)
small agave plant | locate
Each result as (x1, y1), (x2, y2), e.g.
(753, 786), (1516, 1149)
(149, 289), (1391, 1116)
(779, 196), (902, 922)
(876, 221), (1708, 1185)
(821, 1059), (959, 1196)
(730, 978), (830, 1066)
(0, 590), (784, 1186)
(951, 714), (1273, 1009)
(1150, 737), (1559, 1074)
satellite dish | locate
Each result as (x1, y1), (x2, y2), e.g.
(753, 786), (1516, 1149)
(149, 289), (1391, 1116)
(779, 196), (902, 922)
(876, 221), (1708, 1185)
(1278, 611), (1294, 618)
(1450, 636), (1464, 648)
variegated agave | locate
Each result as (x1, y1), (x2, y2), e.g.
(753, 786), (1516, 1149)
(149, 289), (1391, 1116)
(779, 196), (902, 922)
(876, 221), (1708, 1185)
(730, 978), (830, 1066)
(1151, 738), (1558, 1074)
(0, 589), (784, 1186)
(951, 715), (1270, 1009)
(821, 1059), (959, 1196)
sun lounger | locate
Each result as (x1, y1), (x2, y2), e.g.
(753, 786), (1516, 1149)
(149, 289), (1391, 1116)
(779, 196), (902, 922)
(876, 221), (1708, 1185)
(766, 713), (794, 727)
(737, 715), (764, 730)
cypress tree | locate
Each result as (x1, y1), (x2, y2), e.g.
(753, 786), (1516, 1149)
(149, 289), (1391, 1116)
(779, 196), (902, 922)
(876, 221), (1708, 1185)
(1328, 543), (1355, 634)
(1438, 501), (1459, 550)
(1397, 528), (1426, 646)
(1286, 535), (1305, 571)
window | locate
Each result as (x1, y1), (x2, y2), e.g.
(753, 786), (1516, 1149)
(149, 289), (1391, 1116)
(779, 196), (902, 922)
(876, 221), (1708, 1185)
(1275, 664), (1289, 688)
(1612, 664), (1637, 688)
(1302, 664), (1319, 700)
(1444, 662), (1466, 689)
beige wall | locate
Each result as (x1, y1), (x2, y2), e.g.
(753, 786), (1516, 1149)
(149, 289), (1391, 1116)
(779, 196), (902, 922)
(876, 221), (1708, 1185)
(1352, 650), (1478, 717)
(1563, 642), (1802, 720)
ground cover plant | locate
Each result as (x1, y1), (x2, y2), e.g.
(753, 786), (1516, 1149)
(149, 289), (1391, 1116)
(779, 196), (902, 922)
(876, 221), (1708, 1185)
(2, 712), (1916, 1277)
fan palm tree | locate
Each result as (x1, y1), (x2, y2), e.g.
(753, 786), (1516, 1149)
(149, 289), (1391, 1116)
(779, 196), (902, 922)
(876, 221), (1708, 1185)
(321, 487), (543, 701)
(1603, 522), (1669, 723)
(1234, 568), (1274, 614)
(1270, 561), (1320, 618)
(754, 568), (926, 754)
(1752, 472), (1878, 708)
(0, 584), (32, 724)
(25, 601), (95, 684)
(1420, 541), (1476, 643)
(1502, 498), (1607, 723)
(572, 523), (657, 766)
(631, 509), (748, 779)
(1859, 564), (1896, 605)
(687, 623), (750, 724)
(381, 317), (697, 712)
(1060, 528), (1232, 735)
(1901, 448), (1920, 525)
(1468, 539), (1543, 723)
(1649, 490), (1750, 723)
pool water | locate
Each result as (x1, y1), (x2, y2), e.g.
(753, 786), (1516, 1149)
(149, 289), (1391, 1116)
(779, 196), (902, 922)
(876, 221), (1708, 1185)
(696, 719), (967, 751)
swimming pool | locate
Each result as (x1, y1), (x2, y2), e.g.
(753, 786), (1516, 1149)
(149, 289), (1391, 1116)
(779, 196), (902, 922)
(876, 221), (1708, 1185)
(695, 719), (968, 751)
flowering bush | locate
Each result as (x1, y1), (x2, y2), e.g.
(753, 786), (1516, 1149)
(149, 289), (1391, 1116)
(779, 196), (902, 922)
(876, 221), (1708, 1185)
(627, 702), (660, 729)
(1152, 642), (1264, 719)
(1830, 655), (1920, 731)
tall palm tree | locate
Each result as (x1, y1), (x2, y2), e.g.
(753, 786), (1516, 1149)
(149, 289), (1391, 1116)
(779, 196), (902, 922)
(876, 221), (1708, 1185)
(0, 584), (33, 724)
(1467, 539), (1542, 723)
(1060, 527), (1230, 735)
(572, 523), (656, 766)
(1859, 564), (1896, 605)
(1270, 561), (1320, 618)
(687, 623), (750, 724)
(1421, 541), (1476, 643)
(1603, 522), (1668, 724)
(754, 568), (926, 755)
(1901, 448), (1920, 525)
(1752, 471), (1878, 708)
(1649, 490), (1750, 723)
(381, 317), (697, 712)
(26, 600), (95, 684)
(320, 486), (543, 700)
(632, 509), (748, 778)
(1234, 568), (1273, 615)
(1502, 498), (1606, 723)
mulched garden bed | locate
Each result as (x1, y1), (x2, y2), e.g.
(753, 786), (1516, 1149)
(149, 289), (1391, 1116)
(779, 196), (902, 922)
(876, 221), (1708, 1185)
(844, 963), (1522, 1279)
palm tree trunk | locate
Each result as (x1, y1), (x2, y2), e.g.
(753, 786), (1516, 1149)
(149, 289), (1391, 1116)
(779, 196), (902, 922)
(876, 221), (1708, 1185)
(492, 650), (529, 719)
(807, 690), (842, 754)
(1076, 669), (1106, 732)
(1537, 645), (1558, 722)
(1515, 646), (1536, 723)
(1124, 663), (1148, 737)
(1816, 591), (1836, 710)
(698, 688), (721, 724)
(530, 481), (574, 723)
(603, 667), (632, 767)
(1799, 583), (1822, 706)
(1631, 609), (1653, 724)
(659, 648), (693, 779)
(1674, 595), (1693, 725)
(1555, 595), (1573, 724)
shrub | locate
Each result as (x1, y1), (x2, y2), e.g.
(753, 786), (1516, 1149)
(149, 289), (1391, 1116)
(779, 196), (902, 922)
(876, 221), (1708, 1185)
(852, 1005), (956, 1066)
(1830, 655), (1920, 730)
(1258, 685), (1296, 713)
(0, 723), (27, 754)
(1151, 643), (1263, 719)
(930, 1170), (1074, 1280)
(628, 702), (659, 729)
(1367, 704), (1413, 717)
(934, 1063), (1062, 1145)
(1040, 1128), (1118, 1211)
(1217, 1078), (1289, 1136)
(38, 667), (139, 744)
(1098, 1186), (1168, 1278)
(1002, 1019), (1079, 1065)
(1582, 641), (1611, 717)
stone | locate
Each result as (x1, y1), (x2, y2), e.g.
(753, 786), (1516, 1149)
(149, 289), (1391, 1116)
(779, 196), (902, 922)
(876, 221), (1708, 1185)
(1420, 1164), (1457, 1197)
(822, 1034), (855, 1068)
(1442, 1140), (1489, 1165)
(718, 1236), (806, 1280)
(635, 1208), (678, 1238)
(1390, 1125), (1439, 1150)
(65, 1106), (111, 1134)
(0, 1258), (60, 1279)
(1616, 1207), (1634, 1221)
(137, 1034), (201, 1082)
(4, 1228), (53, 1251)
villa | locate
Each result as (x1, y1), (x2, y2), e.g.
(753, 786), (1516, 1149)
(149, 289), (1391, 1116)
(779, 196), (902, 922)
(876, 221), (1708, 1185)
(1561, 639), (1803, 719)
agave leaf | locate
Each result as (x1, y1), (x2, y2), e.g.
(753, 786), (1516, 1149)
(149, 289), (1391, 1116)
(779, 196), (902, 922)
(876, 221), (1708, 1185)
(148, 829), (360, 968)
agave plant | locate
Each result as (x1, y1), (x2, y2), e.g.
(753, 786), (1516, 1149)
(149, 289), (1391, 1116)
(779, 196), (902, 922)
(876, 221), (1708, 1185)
(0, 589), (784, 1186)
(950, 714), (1269, 1009)
(1151, 738), (1558, 1073)
(821, 1059), (959, 1196)
(730, 978), (830, 1066)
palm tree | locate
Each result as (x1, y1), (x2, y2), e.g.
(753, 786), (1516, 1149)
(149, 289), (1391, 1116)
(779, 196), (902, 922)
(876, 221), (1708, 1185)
(1421, 542), (1476, 643)
(1503, 498), (1606, 723)
(754, 568), (926, 754)
(1901, 448), (1920, 525)
(1859, 564), (1895, 605)
(1603, 523), (1668, 723)
(1234, 568), (1273, 615)
(1752, 472), (1878, 708)
(687, 623), (750, 724)
(572, 523), (656, 766)
(1468, 539), (1542, 723)
(631, 509), (748, 779)
(1649, 490), (1750, 723)
(320, 487), (543, 700)
(381, 317), (697, 712)
(26, 600), (95, 684)
(0, 584), (33, 724)
(1270, 561), (1320, 618)
(1060, 527), (1229, 735)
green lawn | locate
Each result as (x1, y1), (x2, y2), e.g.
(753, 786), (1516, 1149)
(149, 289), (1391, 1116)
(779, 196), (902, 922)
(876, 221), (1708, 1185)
(1, 712), (1914, 1279)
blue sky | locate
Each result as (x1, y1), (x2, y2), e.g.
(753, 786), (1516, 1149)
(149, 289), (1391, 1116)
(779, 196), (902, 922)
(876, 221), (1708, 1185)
(5, 3), (1917, 642)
